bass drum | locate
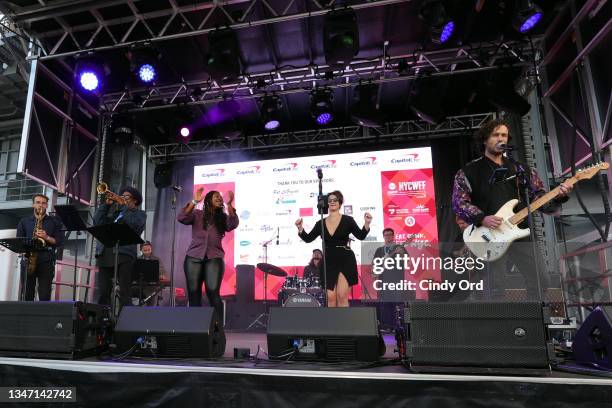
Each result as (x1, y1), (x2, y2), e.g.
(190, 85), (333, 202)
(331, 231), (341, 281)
(283, 292), (322, 307)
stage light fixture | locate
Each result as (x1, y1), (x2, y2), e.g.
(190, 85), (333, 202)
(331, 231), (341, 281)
(323, 8), (360, 66)
(513, 0), (543, 33)
(206, 28), (241, 83)
(409, 77), (449, 124)
(128, 46), (159, 84)
(419, 0), (455, 44)
(260, 95), (282, 131)
(486, 69), (531, 116)
(137, 64), (156, 83)
(310, 89), (334, 126)
(111, 115), (135, 146)
(74, 57), (104, 93)
(350, 83), (382, 128)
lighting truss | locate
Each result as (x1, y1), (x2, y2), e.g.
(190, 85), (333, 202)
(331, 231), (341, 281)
(148, 112), (494, 161)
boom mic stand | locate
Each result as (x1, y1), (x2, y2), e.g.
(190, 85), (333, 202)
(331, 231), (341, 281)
(316, 168), (329, 307)
(505, 150), (543, 301)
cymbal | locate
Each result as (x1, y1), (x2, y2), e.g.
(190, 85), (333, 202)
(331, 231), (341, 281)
(256, 263), (288, 277)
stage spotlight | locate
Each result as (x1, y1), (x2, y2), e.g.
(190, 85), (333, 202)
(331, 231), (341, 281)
(207, 28), (241, 83)
(128, 46), (159, 84)
(513, 0), (543, 33)
(259, 95), (282, 131)
(419, 0), (455, 44)
(486, 69), (531, 116)
(323, 8), (360, 66)
(409, 77), (449, 124)
(74, 57), (104, 92)
(310, 89), (334, 126)
(350, 83), (382, 128)
(111, 115), (135, 146)
(180, 126), (190, 138)
(137, 64), (156, 83)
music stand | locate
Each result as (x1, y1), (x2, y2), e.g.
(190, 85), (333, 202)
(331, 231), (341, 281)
(131, 259), (159, 306)
(54, 205), (88, 301)
(88, 223), (143, 321)
(0, 238), (45, 301)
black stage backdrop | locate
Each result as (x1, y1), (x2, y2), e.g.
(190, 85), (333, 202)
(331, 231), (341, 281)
(150, 137), (475, 303)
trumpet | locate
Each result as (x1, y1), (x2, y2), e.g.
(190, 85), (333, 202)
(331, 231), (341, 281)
(96, 182), (126, 205)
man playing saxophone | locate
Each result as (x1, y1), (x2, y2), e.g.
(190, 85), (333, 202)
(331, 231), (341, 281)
(16, 194), (65, 301)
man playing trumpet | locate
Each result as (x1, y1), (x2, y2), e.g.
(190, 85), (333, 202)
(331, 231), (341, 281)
(93, 185), (146, 310)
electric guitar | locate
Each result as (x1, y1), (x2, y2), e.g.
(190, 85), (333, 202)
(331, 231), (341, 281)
(463, 162), (609, 261)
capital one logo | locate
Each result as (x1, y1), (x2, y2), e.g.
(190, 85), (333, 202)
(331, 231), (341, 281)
(391, 153), (420, 164)
(201, 168), (225, 178)
(310, 160), (337, 170)
(236, 166), (261, 175)
(350, 156), (377, 167)
(273, 162), (298, 172)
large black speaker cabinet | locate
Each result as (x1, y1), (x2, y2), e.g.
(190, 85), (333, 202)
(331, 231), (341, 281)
(114, 306), (226, 358)
(0, 301), (109, 359)
(573, 306), (612, 370)
(405, 302), (553, 368)
(267, 307), (381, 362)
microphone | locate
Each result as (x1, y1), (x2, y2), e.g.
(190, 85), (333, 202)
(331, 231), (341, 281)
(316, 168), (323, 179)
(497, 143), (515, 151)
(276, 227), (279, 245)
(172, 185), (183, 192)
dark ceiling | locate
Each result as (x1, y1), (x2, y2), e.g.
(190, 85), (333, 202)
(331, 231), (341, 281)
(0, 0), (568, 144)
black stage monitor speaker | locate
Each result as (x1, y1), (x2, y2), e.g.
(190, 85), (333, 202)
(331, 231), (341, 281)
(114, 306), (225, 358)
(405, 302), (553, 368)
(267, 307), (381, 362)
(573, 306), (612, 370)
(0, 301), (110, 359)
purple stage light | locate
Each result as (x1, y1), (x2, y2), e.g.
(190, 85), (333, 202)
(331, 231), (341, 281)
(316, 112), (332, 125)
(79, 71), (99, 91)
(180, 127), (190, 137)
(519, 12), (542, 33)
(440, 21), (454, 43)
(264, 120), (280, 131)
(138, 64), (156, 83)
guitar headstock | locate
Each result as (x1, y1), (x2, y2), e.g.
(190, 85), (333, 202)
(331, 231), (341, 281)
(574, 162), (609, 180)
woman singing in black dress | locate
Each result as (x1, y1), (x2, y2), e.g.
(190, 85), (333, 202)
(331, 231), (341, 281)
(295, 190), (372, 307)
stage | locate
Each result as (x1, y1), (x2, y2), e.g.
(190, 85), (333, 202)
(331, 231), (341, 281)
(1, 332), (611, 408)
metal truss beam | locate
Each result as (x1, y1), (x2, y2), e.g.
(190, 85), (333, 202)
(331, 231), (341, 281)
(105, 40), (536, 112)
(19, 0), (412, 59)
(148, 113), (494, 161)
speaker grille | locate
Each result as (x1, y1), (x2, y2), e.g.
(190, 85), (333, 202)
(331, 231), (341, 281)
(325, 338), (357, 361)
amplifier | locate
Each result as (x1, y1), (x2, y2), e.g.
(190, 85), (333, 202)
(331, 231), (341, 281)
(0, 301), (110, 359)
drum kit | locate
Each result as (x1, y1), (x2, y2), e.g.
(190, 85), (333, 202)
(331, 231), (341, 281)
(256, 263), (325, 307)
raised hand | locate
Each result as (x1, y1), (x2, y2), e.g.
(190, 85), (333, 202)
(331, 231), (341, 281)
(227, 190), (235, 206)
(194, 186), (204, 202)
(364, 212), (373, 225)
(295, 218), (303, 231)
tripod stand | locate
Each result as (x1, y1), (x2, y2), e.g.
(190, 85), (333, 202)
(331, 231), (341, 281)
(246, 235), (286, 330)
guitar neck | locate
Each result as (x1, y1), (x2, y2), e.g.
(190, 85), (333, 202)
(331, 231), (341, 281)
(509, 180), (574, 225)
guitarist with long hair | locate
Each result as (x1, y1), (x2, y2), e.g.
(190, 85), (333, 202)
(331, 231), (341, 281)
(452, 118), (572, 300)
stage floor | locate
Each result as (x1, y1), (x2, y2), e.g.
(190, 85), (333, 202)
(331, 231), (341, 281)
(1, 332), (612, 407)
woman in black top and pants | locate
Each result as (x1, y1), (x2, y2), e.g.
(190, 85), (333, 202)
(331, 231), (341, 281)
(296, 190), (371, 307)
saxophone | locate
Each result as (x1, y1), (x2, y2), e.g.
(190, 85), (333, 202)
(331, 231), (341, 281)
(27, 207), (47, 275)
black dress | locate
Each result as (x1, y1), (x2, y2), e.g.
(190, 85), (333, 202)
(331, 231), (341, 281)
(298, 214), (369, 290)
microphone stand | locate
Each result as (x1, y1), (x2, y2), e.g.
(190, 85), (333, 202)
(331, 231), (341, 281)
(169, 188), (179, 307)
(316, 171), (329, 307)
(506, 153), (543, 301)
